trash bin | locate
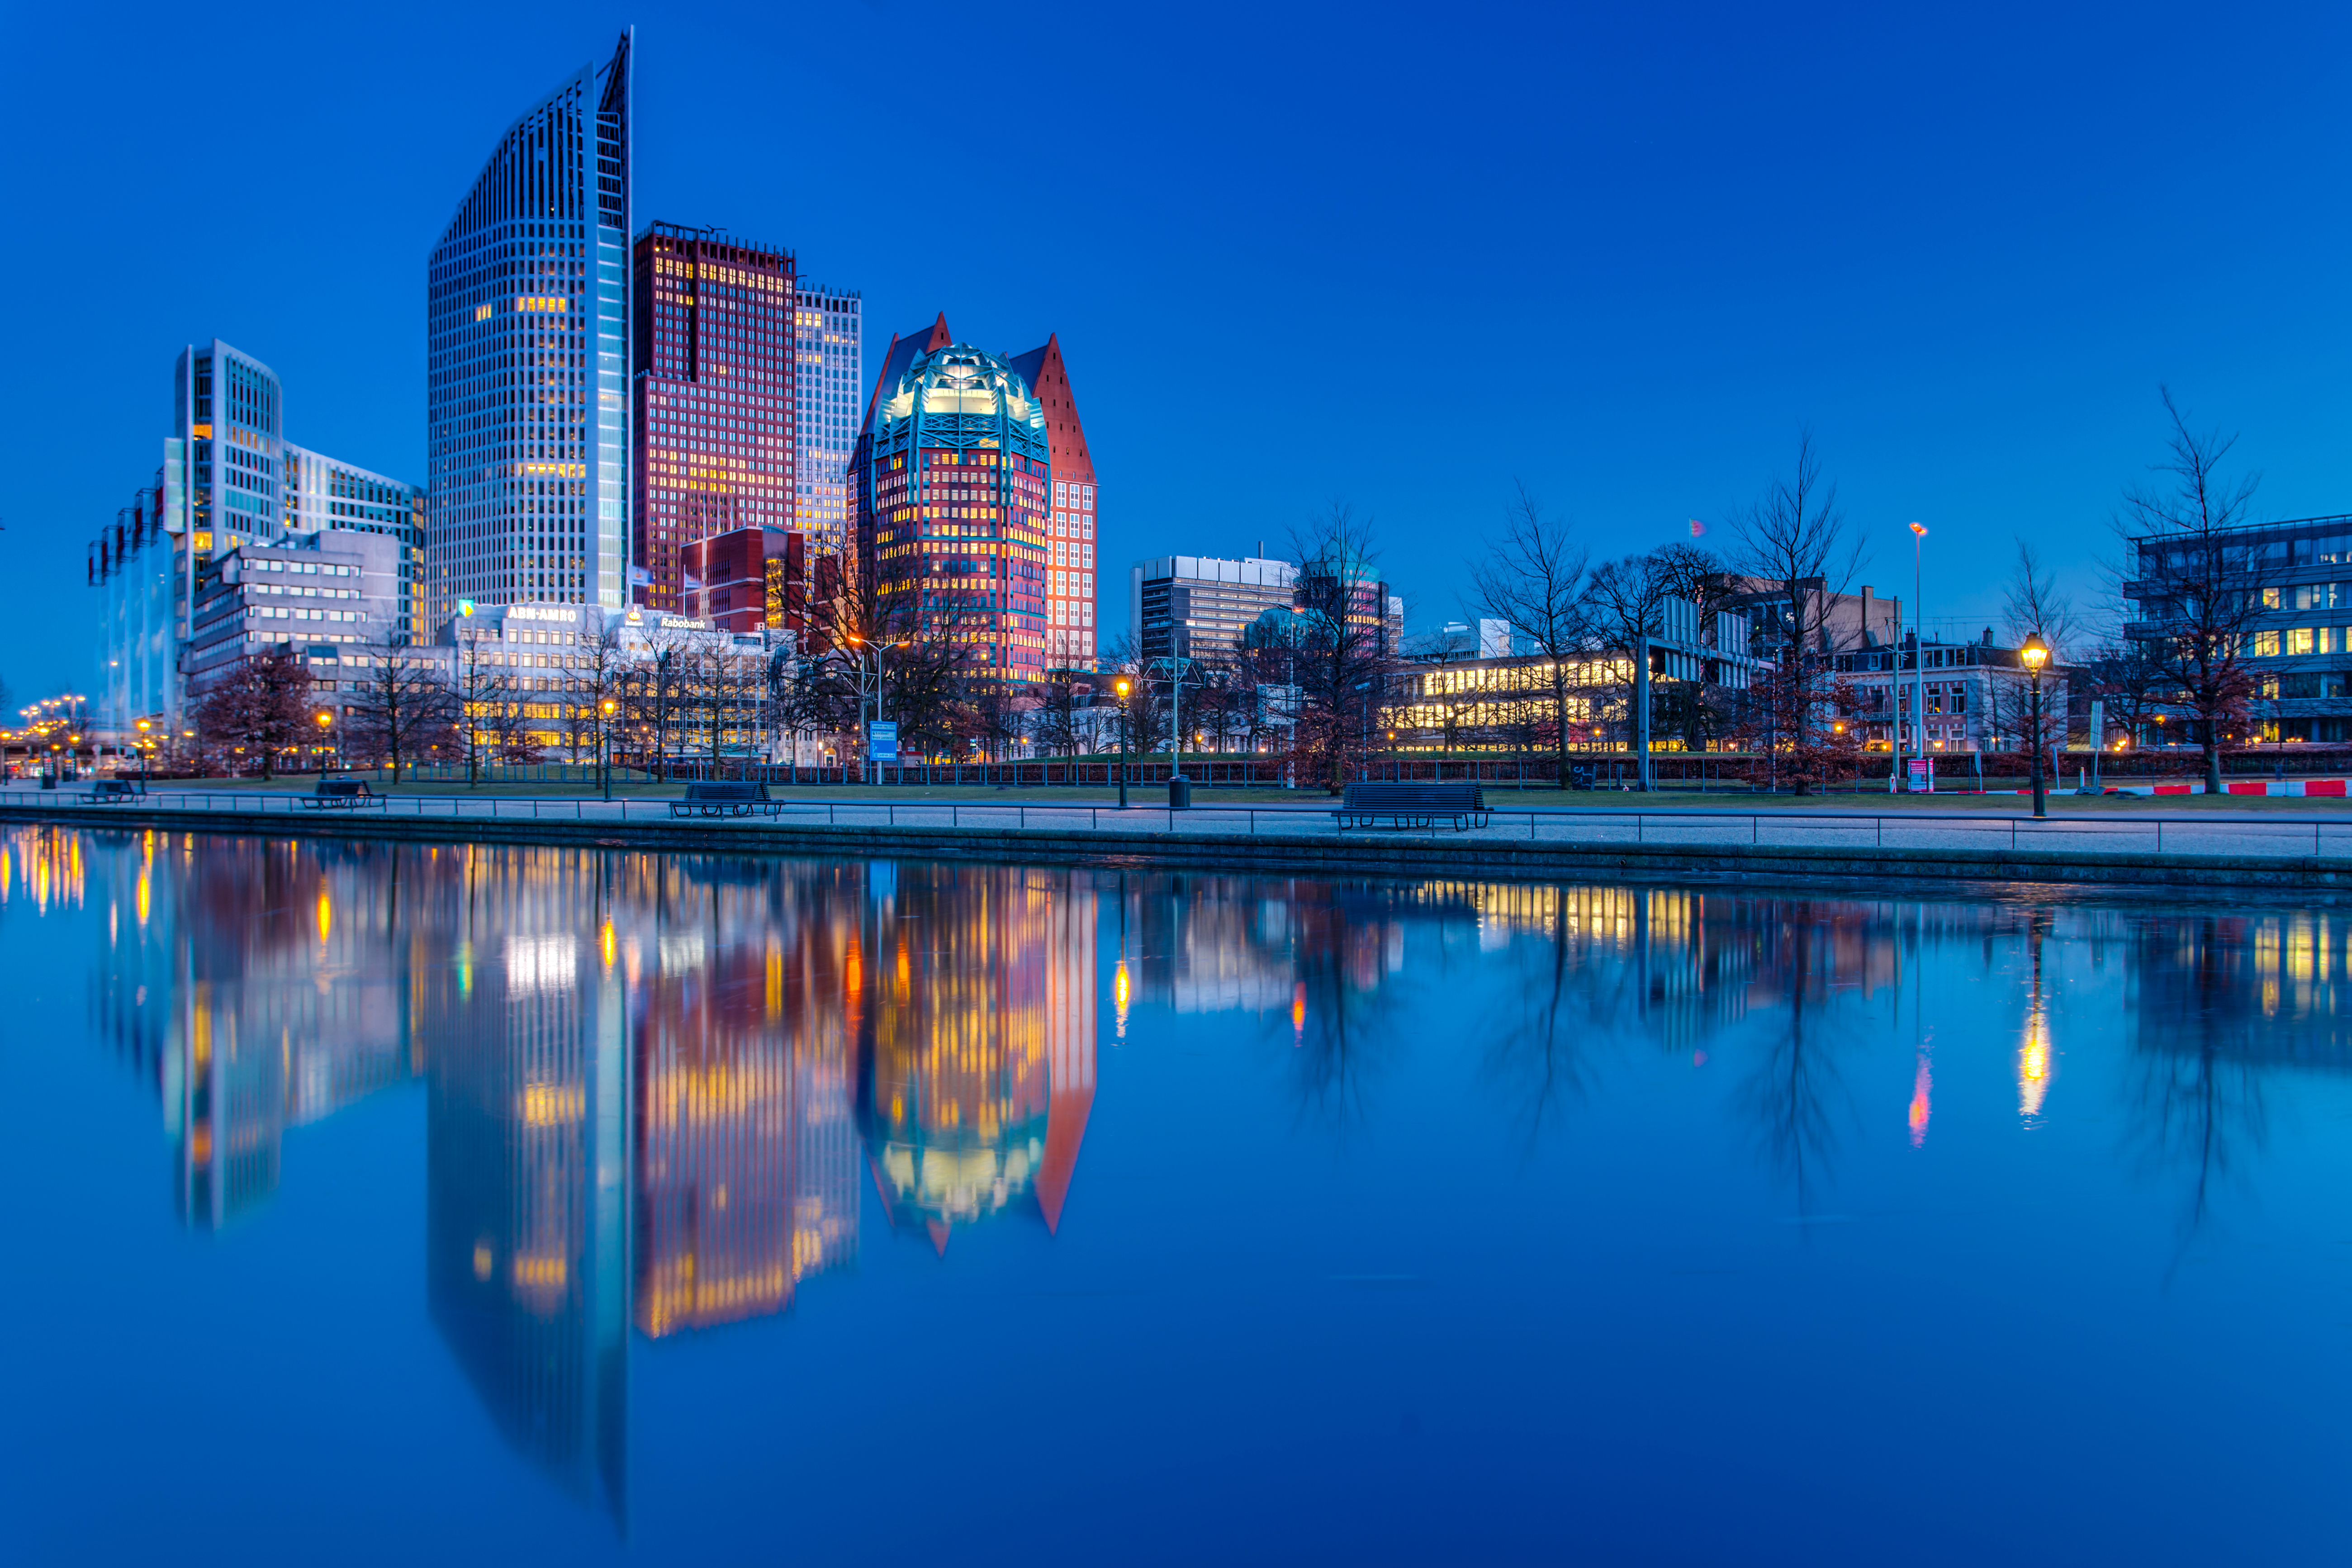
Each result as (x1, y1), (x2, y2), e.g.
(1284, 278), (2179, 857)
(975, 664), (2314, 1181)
(39, 773), (57, 790)
(1168, 774), (1192, 810)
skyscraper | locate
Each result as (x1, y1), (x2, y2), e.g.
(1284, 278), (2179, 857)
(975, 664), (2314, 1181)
(630, 223), (796, 610)
(94, 341), (424, 739)
(793, 286), (861, 554)
(426, 33), (633, 627)
(851, 320), (1051, 683)
(1007, 336), (1099, 668)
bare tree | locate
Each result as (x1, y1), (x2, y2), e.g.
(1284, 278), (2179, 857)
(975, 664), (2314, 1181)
(345, 630), (454, 783)
(1730, 433), (1866, 794)
(573, 624), (633, 786)
(1288, 502), (1395, 793)
(195, 649), (315, 779)
(2002, 537), (2075, 762)
(2116, 388), (2270, 793)
(450, 628), (517, 785)
(1469, 482), (1589, 782)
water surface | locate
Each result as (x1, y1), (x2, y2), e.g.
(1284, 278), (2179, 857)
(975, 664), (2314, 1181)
(3, 825), (2348, 1564)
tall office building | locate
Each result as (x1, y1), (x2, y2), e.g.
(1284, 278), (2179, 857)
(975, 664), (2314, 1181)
(630, 223), (796, 610)
(94, 341), (423, 738)
(1007, 336), (1099, 668)
(426, 33), (633, 628)
(793, 286), (861, 554)
(852, 321), (1050, 682)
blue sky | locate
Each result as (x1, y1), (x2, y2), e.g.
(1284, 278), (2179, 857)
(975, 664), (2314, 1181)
(3, 0), (2347, 699)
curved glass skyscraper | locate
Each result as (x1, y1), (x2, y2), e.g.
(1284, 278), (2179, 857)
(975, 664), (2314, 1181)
(851, 329), (1052, 682)
(426, 32), (633, 627)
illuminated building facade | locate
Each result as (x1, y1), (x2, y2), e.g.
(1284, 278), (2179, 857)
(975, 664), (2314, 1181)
(94, 342), (425, 741)
(1133, 555), (1297, 665)
(282, 447), (426, 644)
(631, 223), (796, 610)
(185, 532), (402, 697)
(681, 525), (803, 634)
(1006, 336), (1097, 668)
(852, 321), (1052, 683)
(794, 286), (861, 554)
(426, 32), (634, 625)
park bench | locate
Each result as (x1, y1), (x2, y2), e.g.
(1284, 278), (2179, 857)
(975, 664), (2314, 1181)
(300, 778), (385, 810)
(669, 781), (783, 819)
(1333, 782), (1490, 832)
(77, 779), (144, 804)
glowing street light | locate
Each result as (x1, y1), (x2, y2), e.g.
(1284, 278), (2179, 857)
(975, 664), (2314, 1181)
(2020, 633), (2050, 820)
(1114, 676), (1132, 809)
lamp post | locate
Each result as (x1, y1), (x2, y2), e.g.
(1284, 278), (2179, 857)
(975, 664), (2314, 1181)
(135, 719), (151, 787)
(600, 698), (616, 802)
(1114, 676), (1132, 809)
(1908, 521), (1927, 790)
(315, 710), (336, 774)
(2021, 633), (2049, 820)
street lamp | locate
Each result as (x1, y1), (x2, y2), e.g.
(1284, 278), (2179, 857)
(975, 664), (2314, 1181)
(2020, 633), (2049, 820)
(135, 719), (151, 788)
(1906, 521), (1927, 792)
(1114, 676), (1132, 809)
(315, 711), (336, 774)
(600, 698), (616, 801)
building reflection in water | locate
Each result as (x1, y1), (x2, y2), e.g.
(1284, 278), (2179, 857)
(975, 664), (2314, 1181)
(37, 822), (2352, 1523)
(56, 831), (1104, 1528)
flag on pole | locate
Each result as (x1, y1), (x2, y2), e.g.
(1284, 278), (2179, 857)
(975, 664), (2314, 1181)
(1688, 518), (1707, 537)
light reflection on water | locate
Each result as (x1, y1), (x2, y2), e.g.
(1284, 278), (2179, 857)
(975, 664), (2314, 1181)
(4, 823), (2352, 1564)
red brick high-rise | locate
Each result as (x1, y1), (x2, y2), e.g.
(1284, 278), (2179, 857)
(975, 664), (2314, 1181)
(1009, 336), (1098, 670)
(631, 223), (796, 611)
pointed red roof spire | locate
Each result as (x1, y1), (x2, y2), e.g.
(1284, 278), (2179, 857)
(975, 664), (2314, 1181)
(926, 312), (953, 350)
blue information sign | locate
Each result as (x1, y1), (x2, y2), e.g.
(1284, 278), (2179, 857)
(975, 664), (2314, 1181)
(867, 721), (898, 763)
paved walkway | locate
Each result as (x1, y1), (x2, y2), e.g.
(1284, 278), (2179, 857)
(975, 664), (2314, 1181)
(7, 784), (2350, 861)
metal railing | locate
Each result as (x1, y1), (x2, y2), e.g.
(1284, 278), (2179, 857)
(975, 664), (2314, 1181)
(3, 787), (2345, 857)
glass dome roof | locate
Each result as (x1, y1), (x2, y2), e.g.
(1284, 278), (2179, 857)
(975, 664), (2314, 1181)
(873, 343), (1048, 453)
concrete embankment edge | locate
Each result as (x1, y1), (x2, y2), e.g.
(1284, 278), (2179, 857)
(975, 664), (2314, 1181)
(10, 803), (2352, 894)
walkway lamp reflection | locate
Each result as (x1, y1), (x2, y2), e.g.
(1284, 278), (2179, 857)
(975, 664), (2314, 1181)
(2020, 633), (2050, 819)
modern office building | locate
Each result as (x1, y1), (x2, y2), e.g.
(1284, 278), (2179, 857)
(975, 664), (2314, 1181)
(94, 341), (425, 742)
(1131, 555), (1298, 665)
(1007, 336), (1098, 668)
(425, 32), (634, 626)
(851, 324), (1051, 683)
(793, 286), (862, 554)
(185, 532), (402, 697)
(284, 447), (426, 644)
(681, 525), (803, 634)
(631, 222), (796, 610)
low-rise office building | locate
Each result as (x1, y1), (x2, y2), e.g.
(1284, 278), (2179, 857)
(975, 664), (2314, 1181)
(1132, 555), (1299, 666)
(186, 531), (405, 697)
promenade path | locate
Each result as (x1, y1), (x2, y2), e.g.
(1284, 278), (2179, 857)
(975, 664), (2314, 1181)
(8, 781), (2350, 862)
